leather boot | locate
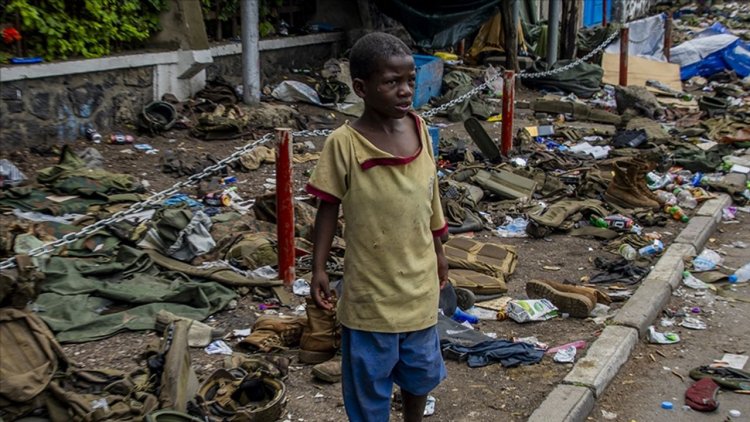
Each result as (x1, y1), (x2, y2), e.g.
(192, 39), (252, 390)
(311, 356), (342, 383)
(239, 315), (307, 352)
(526, 279), (598, 318)
(631, 157), (661, 204)
(299, 297), (341, 364)
(604, 161), (660, 209)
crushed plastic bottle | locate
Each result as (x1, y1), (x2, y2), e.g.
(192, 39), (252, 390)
(682, 271), (710, 289)
(655, 190), (677, 206)
(619, 244), (637, 261)
(693, 249), (722, 271)
(674, 188), (698, 209)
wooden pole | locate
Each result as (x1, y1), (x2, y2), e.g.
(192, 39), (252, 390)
(619, 26), (629, 86)
(275, 128), (295, 286)
(664, 13), (673, 61)
(501, 70), (515, 157)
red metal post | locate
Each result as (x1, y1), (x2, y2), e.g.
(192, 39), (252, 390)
(664, 13), (673, 61)
(500, 70), (515, 157)
(457, 39), (465, 57)
(602, 0), (608, 27)
(275, 128), (295, 286)
(619, 26), (629, 87)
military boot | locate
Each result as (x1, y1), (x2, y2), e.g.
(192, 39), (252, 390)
(299, 297), (340, 364)
(631, 157), (661, 204)
(526, 279), (602, 318)
(311, 356), (342, 383)
(239, 315), (306, 353)
(604, 161), (660, 210)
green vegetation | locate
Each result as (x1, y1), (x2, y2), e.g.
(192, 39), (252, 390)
(2, 0), (167, 60)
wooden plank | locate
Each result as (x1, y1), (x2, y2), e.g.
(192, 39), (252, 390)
(602, 53), (682, 91)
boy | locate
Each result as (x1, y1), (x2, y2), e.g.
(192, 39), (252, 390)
(305, 32), (449, 422)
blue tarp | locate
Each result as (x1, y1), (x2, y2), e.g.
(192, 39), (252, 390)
(670, 23), (750, 80)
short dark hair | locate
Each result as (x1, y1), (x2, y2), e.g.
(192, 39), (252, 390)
(349, 32), (412, 81)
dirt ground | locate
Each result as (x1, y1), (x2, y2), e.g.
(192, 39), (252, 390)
(3, 94), (690, 421)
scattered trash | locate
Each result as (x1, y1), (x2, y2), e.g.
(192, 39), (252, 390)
(693, 249), (723, 271)
(204, 340), (233, 355)
(661, 401), (674, 410)
(292, 279), (311, 296)
(553, 345), (577, 363)
(647, 326), (680, 344)
(423, 395), (436, 416)
(682, 271), (710, 289)
(507, 299), (558, 323)
(680, 317), (707, 330)
(546, 340), (587, 355)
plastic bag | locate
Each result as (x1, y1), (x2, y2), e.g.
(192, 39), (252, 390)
(507, 299), (558, 323)
(484, 66), (503, 97)
(271, 80), (322, 105)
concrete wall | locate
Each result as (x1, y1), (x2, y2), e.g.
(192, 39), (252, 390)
(0, 67), (153, 147)
(208, 42), (343, 86)
(0, 33), (344, 149)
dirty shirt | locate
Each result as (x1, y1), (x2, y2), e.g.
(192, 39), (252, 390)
(306, 113), (447, 333)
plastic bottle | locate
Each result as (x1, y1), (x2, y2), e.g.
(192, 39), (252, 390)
(590, 216), (608, 228)
(691, 172), (703, 187)
(674, 188), (698, 209)
(664, 205), (689, 222)
(729, 262), (750, 283)
(639, 240), (665, 257)
(682, 271), (709, 289)
(452, 308), (479, 324)
(693, 249), (722, 271)
(655, 190), (677, 206)
(85, 127), (102, 143)
(604, 214), (634, 231)
(619, 244), (637, 261)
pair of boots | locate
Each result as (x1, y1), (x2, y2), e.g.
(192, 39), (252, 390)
(604, 158), (660, 210)
(526, 279), (611, 318)
(300, 297), (342, 383)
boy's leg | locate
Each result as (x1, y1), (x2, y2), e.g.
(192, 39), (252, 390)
(392, 325), (447, 421)
(401, 390), (428, 422)
(341, 326), (399, 422)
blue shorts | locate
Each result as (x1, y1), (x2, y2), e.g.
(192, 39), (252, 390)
(341, 325), (447, 422)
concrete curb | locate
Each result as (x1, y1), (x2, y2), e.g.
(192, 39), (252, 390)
(531, 195), (729, 421)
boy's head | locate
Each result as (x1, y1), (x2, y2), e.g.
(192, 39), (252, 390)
(349, 32), (411, 81)
(349, 32), (415, 118)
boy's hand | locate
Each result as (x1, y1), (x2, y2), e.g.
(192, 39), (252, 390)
(437, 252), (449, 289)
(311, 270), (334, 310)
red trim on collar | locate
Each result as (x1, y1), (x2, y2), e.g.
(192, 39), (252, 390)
(360, 113), (424, 171)
(305, 183), (341, 204)
(432, 222), (449, 238)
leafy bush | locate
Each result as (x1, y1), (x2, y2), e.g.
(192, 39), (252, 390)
(2, 0), (167, 60)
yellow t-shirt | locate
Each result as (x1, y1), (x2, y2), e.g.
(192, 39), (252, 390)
(306, 114), (447, 333)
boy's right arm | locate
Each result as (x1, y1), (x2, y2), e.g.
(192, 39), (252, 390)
(311, 200), (340, 310)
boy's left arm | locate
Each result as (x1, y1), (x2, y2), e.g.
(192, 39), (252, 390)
(434, 236), (448, 288)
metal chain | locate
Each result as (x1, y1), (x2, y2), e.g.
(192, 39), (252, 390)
(517, 29), (620, 79)
(0, 29), (621, 270)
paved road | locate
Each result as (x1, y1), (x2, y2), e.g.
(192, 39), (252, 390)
(592, 211), (750, 421)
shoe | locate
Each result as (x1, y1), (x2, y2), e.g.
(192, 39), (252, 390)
(239, 329), (285, 353)
(529, 279), (608, 306)
(311, 357), (342, 383)
(253, 315), (306, 347)
(299, 297), (340, 364)
(525, 280), (594, 318)
(631, 157), (661, 204)
(604, 161), (660, 210)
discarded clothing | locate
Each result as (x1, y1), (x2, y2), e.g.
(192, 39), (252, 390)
(589, 257), (650, 284)
(522, 60), (603, 98)
(33, 246), (236, 343)
(442, 339), (544, 367)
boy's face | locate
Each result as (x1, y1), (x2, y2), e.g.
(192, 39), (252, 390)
(353, 54), (416, 119)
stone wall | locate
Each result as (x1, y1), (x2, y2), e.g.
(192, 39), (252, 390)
(207, 42), (344, 86)
(0, 67), (154, 148)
